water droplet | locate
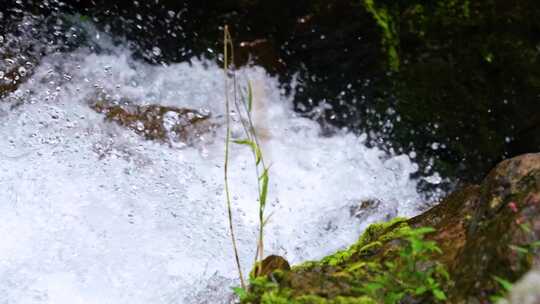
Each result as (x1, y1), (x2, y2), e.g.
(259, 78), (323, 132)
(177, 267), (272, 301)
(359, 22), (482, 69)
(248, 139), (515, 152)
(136, 121), (145, 131)
(425, 173), (442, 185)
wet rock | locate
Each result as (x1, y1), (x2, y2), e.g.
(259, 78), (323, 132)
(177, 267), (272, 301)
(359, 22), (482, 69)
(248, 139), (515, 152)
(350, 199), (382, 218)
(243, 153), (540, 303)
(350, 198), (397, 223)
(91, 101), (216, 147)
(442, 153), (540, 302)
(500, 267), (540, 304)
(0, 64), (32, 98)
(409, 153), (540, 302)
(251, 255), (291, 278)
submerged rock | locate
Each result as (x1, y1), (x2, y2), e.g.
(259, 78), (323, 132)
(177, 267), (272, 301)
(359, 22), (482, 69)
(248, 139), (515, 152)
(242, 153), (540, 303)
(0, 60), (35, 99)
(91, 100), (216, 147)
(0, 68), (23, 98)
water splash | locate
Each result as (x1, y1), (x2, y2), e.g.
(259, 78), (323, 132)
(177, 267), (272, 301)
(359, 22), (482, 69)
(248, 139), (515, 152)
(0, 19), (427, 304)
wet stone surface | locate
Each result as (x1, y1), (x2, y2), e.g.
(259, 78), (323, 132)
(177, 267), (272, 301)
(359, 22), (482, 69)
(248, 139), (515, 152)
(91, 100), (217, 147)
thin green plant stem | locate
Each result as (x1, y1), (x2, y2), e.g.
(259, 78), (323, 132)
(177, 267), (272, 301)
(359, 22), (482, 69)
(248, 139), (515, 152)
(224, 26), (270, 280)
(241, 87), (268, 275)
(228, 44), (268, 278)
(223, 25), (246, 290)
(231, 79), (266, 275)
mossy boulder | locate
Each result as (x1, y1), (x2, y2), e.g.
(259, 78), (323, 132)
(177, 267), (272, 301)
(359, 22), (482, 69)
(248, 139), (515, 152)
(242, 218), (450, 303)
(243, 153), (540, 303)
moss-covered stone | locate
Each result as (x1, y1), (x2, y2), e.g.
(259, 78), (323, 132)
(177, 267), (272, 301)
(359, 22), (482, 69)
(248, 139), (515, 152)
(243, 153), (540, 303)
(242, 217), (449, 303)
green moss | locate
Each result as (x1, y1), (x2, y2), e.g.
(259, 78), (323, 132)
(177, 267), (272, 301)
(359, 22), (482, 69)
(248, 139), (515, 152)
(260, 291), (291, 304)
(295, 295), (378, 304)
(241, 218), (449, 303)
(257, 293), (378, 304)
(363, 0), (400, 71)
(317, 217), (408, 267)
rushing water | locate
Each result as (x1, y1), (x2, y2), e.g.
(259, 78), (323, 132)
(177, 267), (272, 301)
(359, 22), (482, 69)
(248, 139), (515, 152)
(1, 16), (429, 304)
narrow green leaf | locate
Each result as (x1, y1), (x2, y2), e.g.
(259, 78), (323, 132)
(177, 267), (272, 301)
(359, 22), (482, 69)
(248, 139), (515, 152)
(437, 266), (450, 281)
(489, 295), (505, 303)
(259, 167), (269, 208)
(415, 286), (428, 295)
(433, 289), (447, 301)
(262, 212), (274, 227)
(408, 227), (436, 236)
(509, 244), (529, 254)
(233, 139), (254, 146)
(493, 276), (513, 291)
(519, 223), (532, 233)
(529, 241), (540, 248)
(247, 80), (253, 113)
(233, 138), (262, 164)
(232, 286), (247, 299)
(254, 144), (262, 165)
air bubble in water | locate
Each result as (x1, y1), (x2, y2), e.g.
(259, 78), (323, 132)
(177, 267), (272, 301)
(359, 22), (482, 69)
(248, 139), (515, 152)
(152, 46), (161, 56)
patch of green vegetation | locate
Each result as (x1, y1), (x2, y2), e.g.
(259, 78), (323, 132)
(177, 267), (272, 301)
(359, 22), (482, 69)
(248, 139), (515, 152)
(240, 219), (451, 303)
(223, 26), (272, 290)
(317, 217), (409, 267)
(362, 0), (399, 71)
(359, 227), (450, 303)
(489, 276), (513, 303)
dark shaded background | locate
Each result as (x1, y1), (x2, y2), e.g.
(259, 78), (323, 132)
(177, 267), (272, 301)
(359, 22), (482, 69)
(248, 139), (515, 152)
(2, 0), (540, 192)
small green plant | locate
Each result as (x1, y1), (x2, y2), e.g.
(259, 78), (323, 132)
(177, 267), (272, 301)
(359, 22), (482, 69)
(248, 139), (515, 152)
(223, 25), (271, 292)
(361, 227), (450, 303)
(489, 276), (513, 303)
(223, 25), (246, 290)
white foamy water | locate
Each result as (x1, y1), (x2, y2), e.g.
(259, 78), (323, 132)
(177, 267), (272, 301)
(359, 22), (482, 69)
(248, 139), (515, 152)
(0, 26), (425, 303)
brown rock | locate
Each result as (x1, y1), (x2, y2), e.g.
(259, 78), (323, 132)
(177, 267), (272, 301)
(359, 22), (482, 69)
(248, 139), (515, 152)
(243, 153), (540, 303)
(91, 100), (216, 146)
(410, 153), (540, 302)
(255, 255), (291, 277)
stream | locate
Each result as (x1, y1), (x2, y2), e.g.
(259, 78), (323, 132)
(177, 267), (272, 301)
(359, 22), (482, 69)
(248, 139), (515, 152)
(1, 9), (432, 304)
